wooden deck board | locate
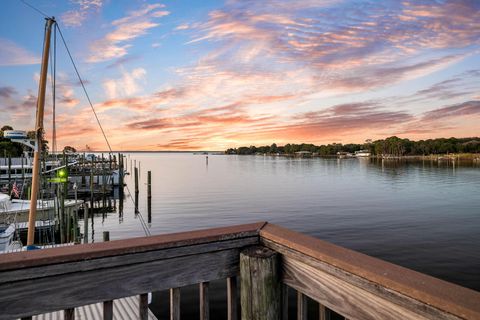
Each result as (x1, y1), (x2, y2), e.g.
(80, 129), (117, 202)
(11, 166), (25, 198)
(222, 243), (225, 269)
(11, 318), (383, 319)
(29, 296), (157, 320)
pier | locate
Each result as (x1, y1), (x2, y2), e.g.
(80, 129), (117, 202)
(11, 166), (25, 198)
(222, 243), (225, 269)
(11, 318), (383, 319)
(0, 222), (478, 320)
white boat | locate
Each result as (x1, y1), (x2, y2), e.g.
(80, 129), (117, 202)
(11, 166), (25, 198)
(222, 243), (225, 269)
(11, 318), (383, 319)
(0, 193), (83, 223)
(355, 150), (371, 157)
(0, 223), (15, 252)
(3, 130), (28, 139)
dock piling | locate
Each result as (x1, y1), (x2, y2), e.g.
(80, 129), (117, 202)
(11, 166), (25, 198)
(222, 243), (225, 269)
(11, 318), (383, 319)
(83, 203), (89, 244)
(103, 231), (113, 320)
(134, 166), (139, 213)
(147, 171), (151, 223)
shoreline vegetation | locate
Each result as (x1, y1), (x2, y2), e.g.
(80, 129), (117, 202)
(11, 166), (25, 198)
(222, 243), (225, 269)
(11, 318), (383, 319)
(225, 136), (480, 161)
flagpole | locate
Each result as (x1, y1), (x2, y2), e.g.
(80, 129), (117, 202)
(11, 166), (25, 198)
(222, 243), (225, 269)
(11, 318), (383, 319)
(27, 18), (55, 246)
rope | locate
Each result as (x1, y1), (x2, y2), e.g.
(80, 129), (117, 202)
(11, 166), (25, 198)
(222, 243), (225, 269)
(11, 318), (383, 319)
(20, 0), (49, 18)
(14, 2), (152, 238)
(56, 24), (150, 236)
(55, 25), (113, 153)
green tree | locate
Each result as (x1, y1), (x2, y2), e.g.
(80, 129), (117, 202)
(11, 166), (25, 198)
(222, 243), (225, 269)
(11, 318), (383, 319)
(63, 145), (77, 153)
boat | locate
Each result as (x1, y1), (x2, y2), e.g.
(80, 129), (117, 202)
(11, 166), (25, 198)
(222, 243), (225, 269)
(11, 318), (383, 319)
(354, 150), (371, 157)
(0, 223), (15, 252)
(3, 130), (28, 139)
(0, 193), (82, 223)
(336, 151), (354, 158)
(0, 161), (60, 181)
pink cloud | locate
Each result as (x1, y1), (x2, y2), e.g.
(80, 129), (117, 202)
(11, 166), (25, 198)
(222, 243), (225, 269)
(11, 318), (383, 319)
(0, 38), (39, 66)
(88, 4), (169, 62)
(61, 0), (104, 27)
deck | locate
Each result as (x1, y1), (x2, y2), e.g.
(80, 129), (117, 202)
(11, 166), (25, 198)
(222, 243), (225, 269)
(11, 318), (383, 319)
(28, 296), (156, 320)
(0, 222), (478, 320)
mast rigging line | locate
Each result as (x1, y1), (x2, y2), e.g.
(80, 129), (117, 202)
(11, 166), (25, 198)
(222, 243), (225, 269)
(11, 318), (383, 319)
(20, 0), (49, 18)
(55, 25), (151, 237)
(55, 25), (113, 154)
(18, 0), (152, 238)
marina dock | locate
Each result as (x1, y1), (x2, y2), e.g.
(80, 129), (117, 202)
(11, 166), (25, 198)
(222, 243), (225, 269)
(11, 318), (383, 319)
(0, 222), (478, 320)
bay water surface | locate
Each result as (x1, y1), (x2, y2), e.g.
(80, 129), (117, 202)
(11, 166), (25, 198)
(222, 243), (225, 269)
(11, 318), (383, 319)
(81, 153), (480, 317)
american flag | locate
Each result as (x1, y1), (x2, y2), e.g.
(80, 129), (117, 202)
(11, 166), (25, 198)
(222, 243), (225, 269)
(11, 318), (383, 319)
(11, 182), (20, 198)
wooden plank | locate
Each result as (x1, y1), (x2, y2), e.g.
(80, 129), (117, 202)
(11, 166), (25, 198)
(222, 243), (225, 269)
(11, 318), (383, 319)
(103, 300), (113, 320)
(0, 236), (258, 284)
(0, 249), (241, 319)
(282, 285), (288, 320)
(227, 277), (238, 320)
(0, 221), (266, 272)
(170, 288), (180, 320)
(297, 291), (307, 320)
(260, 224), (480, 320)
(31, 295), (158, 320)
(139, 293), (149, 320)
(200, 282), (209, 320)
(283, 256), (432, 320)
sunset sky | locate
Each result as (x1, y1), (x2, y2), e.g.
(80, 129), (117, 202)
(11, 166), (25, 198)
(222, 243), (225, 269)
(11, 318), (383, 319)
(0, 0), (479, 151)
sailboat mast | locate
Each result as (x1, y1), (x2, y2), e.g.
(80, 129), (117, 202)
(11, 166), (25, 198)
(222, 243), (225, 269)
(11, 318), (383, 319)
(27, 17), (55, 246)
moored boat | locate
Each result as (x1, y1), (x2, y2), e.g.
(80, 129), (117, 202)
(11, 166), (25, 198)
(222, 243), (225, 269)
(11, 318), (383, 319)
(0, 193), (82, 223)
(0, 223), (15, 252)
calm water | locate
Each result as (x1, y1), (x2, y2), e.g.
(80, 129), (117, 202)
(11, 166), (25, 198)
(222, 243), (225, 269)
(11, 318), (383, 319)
(83, 153), (480, 295)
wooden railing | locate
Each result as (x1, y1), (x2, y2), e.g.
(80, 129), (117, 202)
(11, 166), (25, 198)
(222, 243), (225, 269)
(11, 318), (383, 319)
(260, 224), (480, 320)
(0, 222), (478, 320)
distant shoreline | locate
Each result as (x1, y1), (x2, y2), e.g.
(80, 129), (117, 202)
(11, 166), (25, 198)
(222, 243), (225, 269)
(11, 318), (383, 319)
(228, 152), (480, 160)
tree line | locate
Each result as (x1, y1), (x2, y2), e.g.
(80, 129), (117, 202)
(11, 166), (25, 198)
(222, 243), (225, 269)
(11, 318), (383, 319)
(225, 136), (480, 156)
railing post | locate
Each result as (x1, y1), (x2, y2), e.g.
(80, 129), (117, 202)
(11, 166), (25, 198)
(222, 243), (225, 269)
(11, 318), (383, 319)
(64, 308), (75, 320)
(318, 302), (330, 320)
(139, 293), (149, 320)
(103, 300), (113, 320)
(297, 292), (307, 320)
(200, 282), (210, 320)
(240, 246), (281, 320)
(227, 277), (238, 320)
(282, 285), (288, 320)
(170, 287), (180, 320)
(103, 232), (113, 320)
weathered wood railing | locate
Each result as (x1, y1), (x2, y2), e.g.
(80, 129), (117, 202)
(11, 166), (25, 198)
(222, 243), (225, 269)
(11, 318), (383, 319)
(0, 222), (478, 320)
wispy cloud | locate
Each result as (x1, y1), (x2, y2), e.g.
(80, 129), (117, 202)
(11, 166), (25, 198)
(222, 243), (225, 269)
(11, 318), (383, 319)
(422, 100), (480, 121)
(0, 38), (39, 66)
(61, 0), (104, 27)
(0, 86), (17, 99)
(188, 0), (478, 93)
(88, 4), (169, 62)
(4, 0), (479, 150)
(103, 68), (146, 99)
(174, 24), (190, 31)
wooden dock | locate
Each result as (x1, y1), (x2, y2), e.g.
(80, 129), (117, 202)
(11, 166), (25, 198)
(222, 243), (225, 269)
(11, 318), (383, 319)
(0, 222), (478, 320)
